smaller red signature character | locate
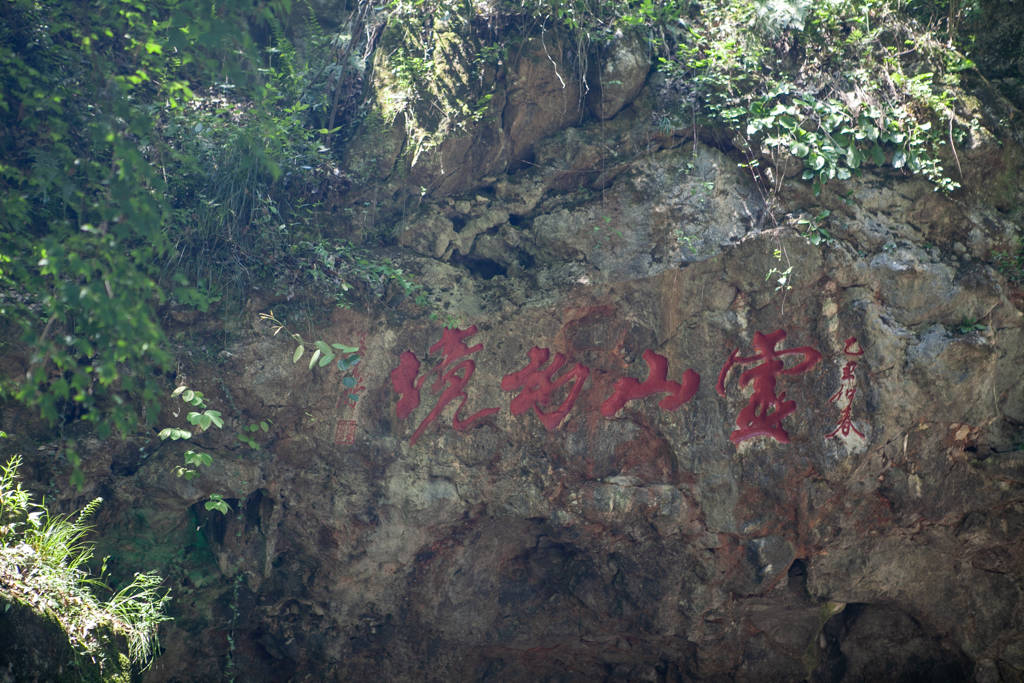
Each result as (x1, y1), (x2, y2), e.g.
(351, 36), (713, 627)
(333, 334), (367, 447)
(390, 326), (499, 445)
(826, 337), (865, 440)
(502, 347), (590, 431)
(716, 329), (822, 445)
(600, 350), (700, 417)
(333, 419), (358, 445)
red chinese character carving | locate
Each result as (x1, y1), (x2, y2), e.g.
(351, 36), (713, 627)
(826, 337), (865, 440)
(841, 336), (864, 356)
(390, 326), (499, 445)
(501, 347), (590, 431)
(391, 351), (423, 419)
(600, 350), (700, 417)
(334, 419), (358, 445)
(715, 329), (822, 445)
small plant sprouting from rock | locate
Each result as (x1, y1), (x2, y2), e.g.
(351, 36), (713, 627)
(993, 237), (1024, 283)
(259, 311), (361, 376)
(954, 317), (987, 334)
(674, 229), (700, 256)
(160, 385), (231, 514)
(204, 494), (232, 516)
(237, 420), (272, 451)
(797, 209), (833, 246)
(766, 248), (794, 292)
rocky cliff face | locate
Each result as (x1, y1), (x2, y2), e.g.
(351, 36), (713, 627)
(8, 20), (1024, 683)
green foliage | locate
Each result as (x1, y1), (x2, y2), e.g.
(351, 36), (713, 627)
(295, 238), (428, 308)
(0, 0), (181, 460)
(954, 317), (986, 334)
(162, 81), (325, 300)
(259, 310), (361, 377)
(203, 494), (232, 515)
(236, 420), (271, 451)
(665, 0), (971, 194)
(161, 384), (231, 513)
(0, 455), (171, 671)
(796, 209), (833, 246)
(375, 0), (974, 197)
(766, 247), (794, 291)
(993, 237), (1024, 283)
(0, 0), (343, 472)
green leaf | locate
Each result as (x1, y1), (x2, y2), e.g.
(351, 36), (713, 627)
(846, 146), (862, 169)
(870, 145), (886, 165)
(892, 149), (907, 169)
(790, 141), (810, 158)
(314, 340), (332, 355)
(331, 344), (359, 353)
(198, 413), (212, 430)
(292, 345), (304, 363)
(319, 351), (334, 367)
(182, 389), (195, 402)
(259, 421), (269, 432)
(187, 411), (202, 425)
(204, 495), (230, 514)
(810, 154), (826, 171)
(172, 386), (187, 397)
(159, 427), (191, 441)
(308, 348), (321, 370)
(184, 450), (212, 467)
(206, 410), (223, 429)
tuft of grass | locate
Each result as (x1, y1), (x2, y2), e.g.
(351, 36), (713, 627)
(0, 455), (171, 673)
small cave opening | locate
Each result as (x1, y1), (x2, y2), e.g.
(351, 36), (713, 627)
(812, 603), (975, 683)
(516, 249), (535, 270)
(451, 253), (507, 280)
(508, 213), (526, 227)
(243, 488), (273, 533)
(191, 498), (240, 545)
(787, 557), (809, 596)
(450, 215), (467, 233)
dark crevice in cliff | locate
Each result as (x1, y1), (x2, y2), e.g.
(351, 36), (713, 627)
(451, 253), (508, 280)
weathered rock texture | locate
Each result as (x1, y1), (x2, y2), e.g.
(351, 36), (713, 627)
(128, 123), (1024, 680)
(6, 20), (1024, 683)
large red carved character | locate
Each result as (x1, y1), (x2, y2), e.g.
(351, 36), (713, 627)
(600, 350), (700, 417)
(501, 347), (590, 431)
(716, 329), (822, 445)
(390, 326), (499, 445)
